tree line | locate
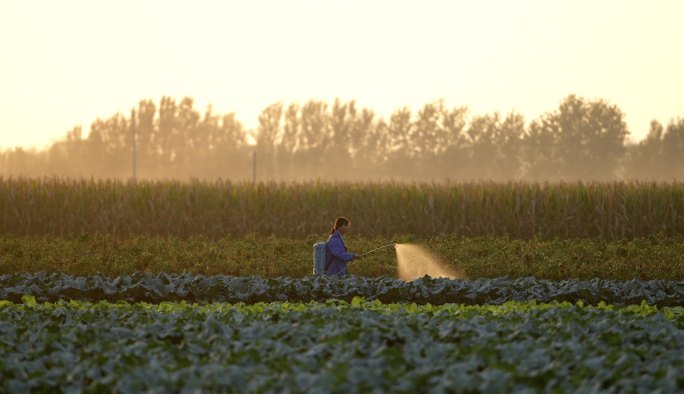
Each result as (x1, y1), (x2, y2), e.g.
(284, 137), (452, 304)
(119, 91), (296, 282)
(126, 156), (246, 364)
(1, 94), (683, 181)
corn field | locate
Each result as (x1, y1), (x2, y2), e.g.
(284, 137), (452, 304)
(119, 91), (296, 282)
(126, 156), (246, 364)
(1, 177), (683, 240)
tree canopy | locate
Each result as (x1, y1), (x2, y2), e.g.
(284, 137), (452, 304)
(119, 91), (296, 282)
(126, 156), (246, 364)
(1, 94), (682, 181)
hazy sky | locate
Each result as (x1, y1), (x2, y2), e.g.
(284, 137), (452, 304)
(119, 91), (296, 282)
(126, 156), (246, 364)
(1, 1), (682, 150)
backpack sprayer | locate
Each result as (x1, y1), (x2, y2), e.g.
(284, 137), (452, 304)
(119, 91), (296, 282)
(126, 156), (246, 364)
(313, 241), (397, 275)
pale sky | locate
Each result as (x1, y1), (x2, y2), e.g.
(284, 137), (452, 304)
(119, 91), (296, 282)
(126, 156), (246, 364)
(1, 1), (682, 150)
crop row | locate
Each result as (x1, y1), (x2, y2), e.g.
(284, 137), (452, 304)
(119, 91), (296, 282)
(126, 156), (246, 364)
(2, 233), (683, 281)
(1, 298), (683, 393)
(2, 177), (684, 240)
(3, 271), (684, 307)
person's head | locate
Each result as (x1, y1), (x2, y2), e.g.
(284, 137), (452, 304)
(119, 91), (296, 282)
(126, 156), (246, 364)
(331, 216), (351, 235)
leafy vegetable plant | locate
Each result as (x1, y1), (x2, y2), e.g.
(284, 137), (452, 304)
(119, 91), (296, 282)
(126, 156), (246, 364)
(3, 271), (684, 307)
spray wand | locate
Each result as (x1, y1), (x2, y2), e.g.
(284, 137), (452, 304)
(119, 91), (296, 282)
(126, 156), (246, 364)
(358, 243), (398, 257)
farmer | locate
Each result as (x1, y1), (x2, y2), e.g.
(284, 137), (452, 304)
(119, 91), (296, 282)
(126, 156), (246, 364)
(325, 216), (362, 277)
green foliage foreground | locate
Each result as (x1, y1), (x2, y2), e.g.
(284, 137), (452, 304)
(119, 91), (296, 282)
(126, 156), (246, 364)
(1, 298), (683, 393)
(3, 270), (684, 308)
(2, 232), (684, 281)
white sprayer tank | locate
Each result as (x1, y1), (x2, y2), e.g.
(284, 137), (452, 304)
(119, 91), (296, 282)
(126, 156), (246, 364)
(313, 242), (328, 275)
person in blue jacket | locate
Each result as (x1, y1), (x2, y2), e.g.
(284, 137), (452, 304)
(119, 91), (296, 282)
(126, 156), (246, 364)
(325, 217), (362, 277)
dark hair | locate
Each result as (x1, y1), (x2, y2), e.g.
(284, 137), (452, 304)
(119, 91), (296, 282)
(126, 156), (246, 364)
(331, 216), (350, 235)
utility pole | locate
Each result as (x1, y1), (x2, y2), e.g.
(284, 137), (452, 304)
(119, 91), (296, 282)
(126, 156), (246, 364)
(131, 108), (137, 180)
(252, 151), (256, 185)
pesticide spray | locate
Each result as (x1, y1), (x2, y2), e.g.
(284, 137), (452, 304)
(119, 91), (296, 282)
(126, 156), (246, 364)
(395, 244), (462, 280)
(359, 242), (463, 280)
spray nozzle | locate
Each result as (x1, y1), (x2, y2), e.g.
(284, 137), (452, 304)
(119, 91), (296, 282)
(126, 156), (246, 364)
(393, 243), (398, 248)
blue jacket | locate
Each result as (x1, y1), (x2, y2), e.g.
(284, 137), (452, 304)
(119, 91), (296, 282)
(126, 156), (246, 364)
(325, 231), (355, 277)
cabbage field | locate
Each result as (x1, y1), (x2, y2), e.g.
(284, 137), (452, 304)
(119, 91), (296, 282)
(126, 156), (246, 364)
(2, 235), (684, 392)
(1, 296), (683, 393)
(2, 272), (684, 392)
(3, 272), (684, 307)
